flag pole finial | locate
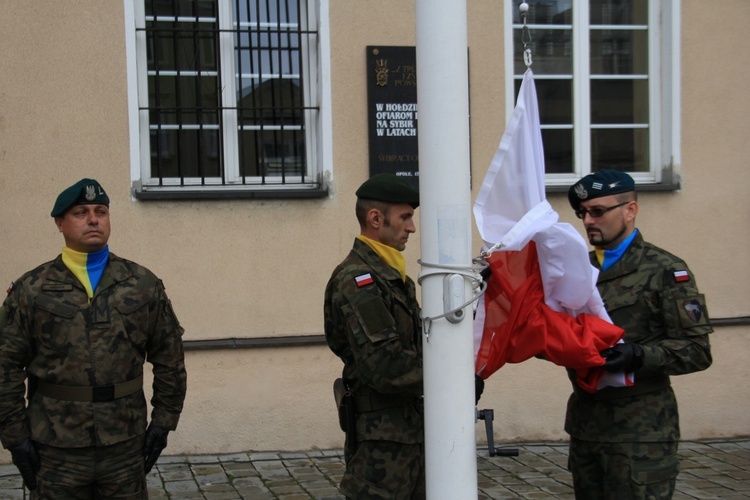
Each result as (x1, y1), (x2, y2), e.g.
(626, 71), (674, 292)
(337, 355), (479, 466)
(520, 3), (533, 67)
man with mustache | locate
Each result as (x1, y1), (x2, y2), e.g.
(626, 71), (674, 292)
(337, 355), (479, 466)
(0, 178), (187, 498)
(565, 170), (712, 499)
(324, 173), (425, 499)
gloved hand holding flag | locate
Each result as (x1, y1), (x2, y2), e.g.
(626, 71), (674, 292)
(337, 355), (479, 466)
(472, 69), (632, 392)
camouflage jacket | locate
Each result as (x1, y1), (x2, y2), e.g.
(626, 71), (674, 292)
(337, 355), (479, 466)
(0, 253), (187, 449)
(565, 231), (712, 442)
(324, 239), (423, 444)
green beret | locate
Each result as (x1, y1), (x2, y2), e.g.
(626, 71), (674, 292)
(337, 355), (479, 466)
(356, 173), (419, 208)
(568, 169), (635, 210)
(50, 178), (110, 217)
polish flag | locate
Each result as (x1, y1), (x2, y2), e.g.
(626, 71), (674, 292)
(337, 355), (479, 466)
(355, 273), (374, 287)
(472, 69), (628, 392)
(674, 270), (690, 283)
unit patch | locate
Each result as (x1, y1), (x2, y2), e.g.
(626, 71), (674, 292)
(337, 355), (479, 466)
(682, 299), (703, 322)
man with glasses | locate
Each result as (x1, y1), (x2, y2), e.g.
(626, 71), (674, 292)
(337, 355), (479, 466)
(564, 170), (713, 499)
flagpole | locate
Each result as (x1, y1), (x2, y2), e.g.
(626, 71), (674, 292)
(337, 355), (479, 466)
(415, 1), (477, 498)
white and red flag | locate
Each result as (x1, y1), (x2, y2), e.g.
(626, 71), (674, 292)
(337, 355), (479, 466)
(472, 69), (629, 392)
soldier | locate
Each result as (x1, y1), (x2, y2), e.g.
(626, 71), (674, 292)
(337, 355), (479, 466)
(0, 178), (187, 498)
(565, 170), (712, 499)
(323, 174), (425, 499)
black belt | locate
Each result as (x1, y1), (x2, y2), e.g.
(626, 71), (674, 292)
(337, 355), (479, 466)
(33, 375), (143, 402)
(354, 392), (419, 412)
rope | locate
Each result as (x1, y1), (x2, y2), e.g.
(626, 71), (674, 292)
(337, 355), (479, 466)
(417, 257), (489, 338)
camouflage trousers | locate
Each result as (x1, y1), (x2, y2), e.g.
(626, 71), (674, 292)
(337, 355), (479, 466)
(32, 437), (147, 499)
(568, 438), (679, 500)
(340, 439), (425, 499)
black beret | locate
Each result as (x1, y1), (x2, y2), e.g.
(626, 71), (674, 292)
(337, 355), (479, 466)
(50, 178), (110, 217)
(567, 170), (635, 210)
(356, 173), (419, 208)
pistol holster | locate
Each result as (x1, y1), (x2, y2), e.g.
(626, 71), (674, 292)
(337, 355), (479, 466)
(333, 378), (355, 433)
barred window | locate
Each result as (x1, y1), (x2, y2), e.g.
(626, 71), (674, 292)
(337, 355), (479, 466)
(128, 0), (327, 199)
(507, 0), (679, 188)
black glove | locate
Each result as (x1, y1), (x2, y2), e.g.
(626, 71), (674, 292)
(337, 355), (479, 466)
(602, 343), (644, 373)
(9, 438), (40, 491)
(475, 374), (485, 405)
(142, 424), (170, 474)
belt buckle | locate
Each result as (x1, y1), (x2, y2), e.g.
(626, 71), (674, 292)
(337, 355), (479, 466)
(92, 385), (115, 402)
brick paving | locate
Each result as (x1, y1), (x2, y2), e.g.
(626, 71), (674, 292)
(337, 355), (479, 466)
(0, 440), (748, 498)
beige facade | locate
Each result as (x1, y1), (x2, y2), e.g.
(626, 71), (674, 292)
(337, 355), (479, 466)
(0, 0), (748, 463)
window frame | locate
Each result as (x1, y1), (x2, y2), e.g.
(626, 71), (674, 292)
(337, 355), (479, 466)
(503, 0), (681, 190)
(124, 0), (333, 200)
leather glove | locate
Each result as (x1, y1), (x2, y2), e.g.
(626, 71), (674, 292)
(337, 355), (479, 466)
(9, 438), (40, 491)
(475, 374), (485, 405)
(602, 342), (644, 373)
(142, 424), (170, 474)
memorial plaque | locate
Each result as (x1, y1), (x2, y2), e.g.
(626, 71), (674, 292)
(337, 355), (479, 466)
(366, 46), (419, 188)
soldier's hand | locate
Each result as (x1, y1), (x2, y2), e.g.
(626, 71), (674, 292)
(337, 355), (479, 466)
(601, 342), (644, 373)
(475, 374), (485, 405)
(9, 438), (40, 491)
(142, 424), (170, 474)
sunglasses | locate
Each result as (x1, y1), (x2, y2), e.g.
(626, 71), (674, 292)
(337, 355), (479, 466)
(574, 201), (629, 219)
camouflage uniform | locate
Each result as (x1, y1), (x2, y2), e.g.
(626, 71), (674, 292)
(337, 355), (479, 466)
(0, 253), (186, 493)
(324, 238), (424, 499)
(565, 231), (712, 499)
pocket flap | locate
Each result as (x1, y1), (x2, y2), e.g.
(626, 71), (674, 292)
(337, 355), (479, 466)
(115, 295), (151, 315)
(631, 454), (679, 485)
(34, 294), (78, 318)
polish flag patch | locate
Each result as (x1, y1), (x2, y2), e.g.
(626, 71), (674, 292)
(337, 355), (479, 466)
(674, 270), (690, 283)
(355, 273), (374, 287)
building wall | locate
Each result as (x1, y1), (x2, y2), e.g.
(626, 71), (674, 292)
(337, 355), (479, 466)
(0, 0), (747, 463)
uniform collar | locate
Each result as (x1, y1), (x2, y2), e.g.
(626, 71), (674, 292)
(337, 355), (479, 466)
(594, 231), (646, 280)
(352, 238), (405, 283)
(50, 252), (133, 293)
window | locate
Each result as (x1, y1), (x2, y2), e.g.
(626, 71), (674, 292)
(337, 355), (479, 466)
(126, 0), (331, 199)
(505, 0), (680, 188)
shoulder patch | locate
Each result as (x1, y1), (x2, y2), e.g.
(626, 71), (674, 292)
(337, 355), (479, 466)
(673, 270), (690, 283)
(6, 282), (14, 294)
(682, 299), (703, 322)
(678, 295), (710, 327)
(355, 273), (374, 287)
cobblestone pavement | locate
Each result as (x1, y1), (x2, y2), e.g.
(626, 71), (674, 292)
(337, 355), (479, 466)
(0, 440), (747, 498)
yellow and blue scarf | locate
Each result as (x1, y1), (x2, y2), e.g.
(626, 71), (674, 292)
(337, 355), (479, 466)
(62, 246), (110, 300)
(357, 235), (406, 282)
(594, 229), (638, 271)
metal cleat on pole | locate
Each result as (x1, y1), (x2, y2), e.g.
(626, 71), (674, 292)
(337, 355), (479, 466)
(477, 408), (519, 457)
